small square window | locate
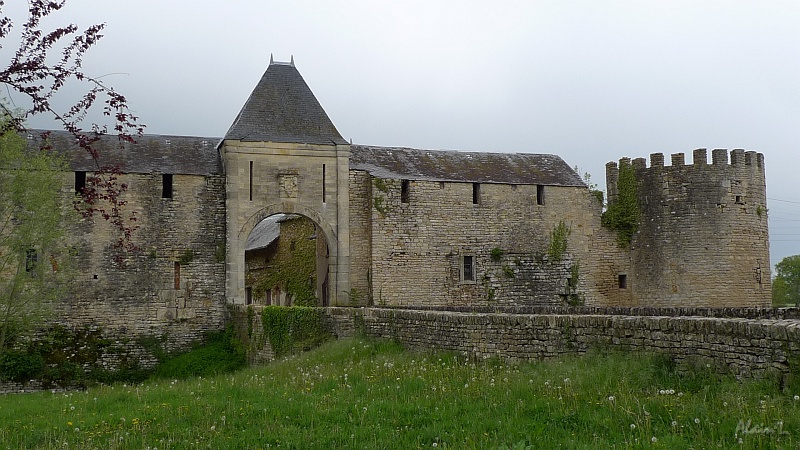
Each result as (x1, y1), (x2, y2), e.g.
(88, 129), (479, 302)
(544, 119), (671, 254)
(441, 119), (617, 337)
(618, 274), (627, 289)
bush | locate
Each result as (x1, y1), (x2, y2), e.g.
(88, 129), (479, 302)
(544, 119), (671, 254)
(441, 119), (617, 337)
(153, 329), (246, 379)
(0, 350), (44, 382)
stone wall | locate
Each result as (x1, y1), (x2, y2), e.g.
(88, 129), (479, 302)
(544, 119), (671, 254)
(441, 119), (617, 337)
(325, 307), (800, 379)
(359, 176), (630, 307)
(608, 149), (770, 307)
(57, 171), (227, 357)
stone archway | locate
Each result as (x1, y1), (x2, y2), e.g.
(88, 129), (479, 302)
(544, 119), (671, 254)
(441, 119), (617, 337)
(242, 212), (331, 307)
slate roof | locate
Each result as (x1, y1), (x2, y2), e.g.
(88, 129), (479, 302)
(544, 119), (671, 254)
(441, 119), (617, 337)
(245, 214), (285, 252)
(350, 145), (586, 187)
(223, 62), (348, 145)
(29, 130), (223, 175)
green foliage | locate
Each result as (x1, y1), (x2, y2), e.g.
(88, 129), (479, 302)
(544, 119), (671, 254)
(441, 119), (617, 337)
(177, 249), (195, 265)
(0, 350), (44, 382)
(773, 255), (800, 306)
(153, 328), (246, 379)
(502, 265), (515, 279)
(567, 263), (584, 306)
(372, 177), (393, 216)
(591, 189), (604, 205)
(1, 338), (798, 449)
(547, 221), (571, 262)
(602, 159), (640, 246)
(490, 247), (504, 261)
(0, 129), (74, 356)
(261, 306), (332, 358)
(344, 287), (363, 306)
(756, 204), (767, 218)
(251, 216), (318, 306)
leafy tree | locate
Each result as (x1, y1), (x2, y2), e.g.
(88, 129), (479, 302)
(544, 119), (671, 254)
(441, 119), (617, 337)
(773, 255), (800, 307)
(0, 127), (72, 357)
(0, 0), (144, 251)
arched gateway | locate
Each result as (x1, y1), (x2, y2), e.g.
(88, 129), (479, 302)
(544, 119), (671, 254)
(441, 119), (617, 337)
(219, 59), (350, 305)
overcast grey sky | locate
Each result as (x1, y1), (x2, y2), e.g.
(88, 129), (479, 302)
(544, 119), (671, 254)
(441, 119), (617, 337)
(9, 0), (800, 270)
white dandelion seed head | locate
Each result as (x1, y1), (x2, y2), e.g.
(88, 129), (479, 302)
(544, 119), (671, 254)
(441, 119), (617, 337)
(651, 437), (657, 443)
(794, 395), (799, 401)
(694, 418), (700, 424)
(630, 424), (636, 429)
(608, 395), (615, 401)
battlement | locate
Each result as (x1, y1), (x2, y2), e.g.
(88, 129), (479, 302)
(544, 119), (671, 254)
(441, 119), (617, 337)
(606, 149), (765, 172)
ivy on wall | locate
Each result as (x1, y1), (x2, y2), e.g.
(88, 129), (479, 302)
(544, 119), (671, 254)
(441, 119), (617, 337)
(372, 177), (393, 216)
(602, 159), (641, 246)
(547, 221), (571, 262)
(260, 306), (331, 358)
(250, 216), (318, 306)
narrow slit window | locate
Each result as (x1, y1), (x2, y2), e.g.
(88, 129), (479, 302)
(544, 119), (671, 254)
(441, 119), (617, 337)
(25, 249), (38, 273)
(174, 262), (181, 290)
(472, 183), (480, 205)
(322, 164), (326, 203)
(618, 274), (627, 289)
(245, 287), (253, 305)
(462, 255), (475, 282)
(401, 179), (410, 203)
(537, 185), (545, 205)
(74, 171), (86, 195)
(162, 174), (173, 199)
(249, 161), (253, 201)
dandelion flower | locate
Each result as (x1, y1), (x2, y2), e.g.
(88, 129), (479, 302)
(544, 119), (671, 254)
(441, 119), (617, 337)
(651, 437), (657, 443)
(608, 395), (615, 401)
(630, 424), (636, 429)
(694, 418), (700, 424)
(671, 421), (677, 427)
(794, 395), (799, 401)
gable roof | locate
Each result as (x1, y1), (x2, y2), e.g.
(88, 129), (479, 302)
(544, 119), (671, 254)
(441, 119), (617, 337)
(30, 131), (223, 175)
(223, 62), (348, 145)
(350, 145), (586, 186)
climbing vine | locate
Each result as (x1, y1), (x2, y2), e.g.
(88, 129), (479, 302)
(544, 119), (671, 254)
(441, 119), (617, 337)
(251, 216), (318, 306)
(547, 221), (571, 262)
(260, 306), (331, 358)
(372, 177), (393, 216)
(602, 159), (641, 246)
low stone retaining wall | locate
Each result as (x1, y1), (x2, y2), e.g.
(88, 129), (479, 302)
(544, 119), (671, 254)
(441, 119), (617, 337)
(324, 307), (800, 379)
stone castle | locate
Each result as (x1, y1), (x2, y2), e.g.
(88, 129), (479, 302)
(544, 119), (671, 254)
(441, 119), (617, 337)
(36, 58), (770, 351)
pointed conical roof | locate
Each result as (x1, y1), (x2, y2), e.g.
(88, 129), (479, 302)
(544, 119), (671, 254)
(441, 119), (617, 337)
(224, 61), (347, 145)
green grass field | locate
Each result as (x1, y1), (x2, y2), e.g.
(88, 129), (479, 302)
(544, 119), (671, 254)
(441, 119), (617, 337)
(0, 338), (798, 449)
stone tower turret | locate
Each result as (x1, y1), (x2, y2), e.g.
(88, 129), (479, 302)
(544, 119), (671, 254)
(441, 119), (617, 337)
(606, 149), (770, 306)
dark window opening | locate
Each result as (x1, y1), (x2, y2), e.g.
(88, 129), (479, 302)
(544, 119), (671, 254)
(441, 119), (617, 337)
(463, 255), (475, 282)
(174, 262), (181, 290)
(74, 171), (86, 195)
(439, 181), (445, 189)
(162, 174), (173, 199)
(401, 179), (410, 203)
(249, 161), (253, 201)
(265, 289), (272, 306)
(537, 185), (545, 205)
(618, 274), (627, 289)
(245, 287), (253, 305)
(472, 183), (480, 205)
(322, 164), (326, 203)
(25, 249), (38, 272)
(290, 240), (296, 251)
(735, 195), (743, 204)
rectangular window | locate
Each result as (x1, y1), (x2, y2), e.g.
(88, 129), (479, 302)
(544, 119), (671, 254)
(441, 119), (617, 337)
(249, 161), (253, 201)
(322, 164), (326, 203)
(537, 185), (545, 205)
(472, 183), (480, 205)
(265, 289), (272, 306)
(74, 171), (86, 195)
(245, 287), (253, 305)
(162, 174), (173, 199)
(401, 179), (410, 203)
(462, 255), (475, 283)
(174, 262), (181, 290)
(618, 274), (627, 289)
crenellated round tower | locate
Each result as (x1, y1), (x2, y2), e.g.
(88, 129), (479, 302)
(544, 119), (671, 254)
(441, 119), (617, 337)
(605, 149), (770, 307)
